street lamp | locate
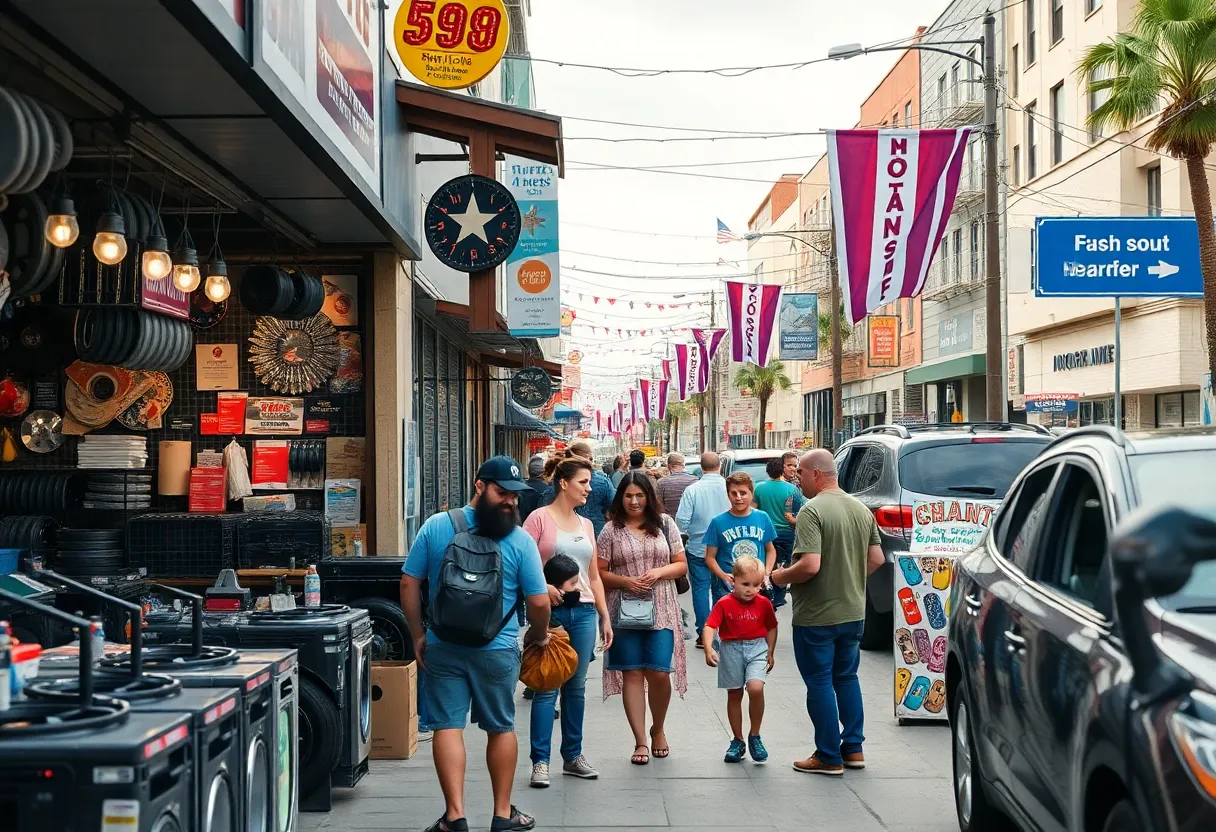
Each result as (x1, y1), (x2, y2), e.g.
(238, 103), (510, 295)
(828, 16), (1004, 422)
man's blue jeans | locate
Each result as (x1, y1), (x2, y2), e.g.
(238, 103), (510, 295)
(791, 621), (865, 766)
(687, 554), (713, 637)
(530, 603), (598, 764)
(769, 532), (794, 608)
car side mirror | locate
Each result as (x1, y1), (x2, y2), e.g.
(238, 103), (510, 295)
(1110, 506), (1216, 697)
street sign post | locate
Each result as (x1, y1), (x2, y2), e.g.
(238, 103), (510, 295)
(1036, 216), (1205, 429)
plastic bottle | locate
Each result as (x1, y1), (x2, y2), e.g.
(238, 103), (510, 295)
(0, 621), (11, 712)
(304, 565), (321, 608)
(89, 616), (105, 665)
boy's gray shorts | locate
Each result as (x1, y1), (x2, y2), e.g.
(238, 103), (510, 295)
(717, 637), (768, 689)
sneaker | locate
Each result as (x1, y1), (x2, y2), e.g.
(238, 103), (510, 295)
(793, 753), (844, 776)
(529, 762), (550, 789)
(842, 751), (865, 769)
(748, 735), (769, 763)
(562, 755), (599, 779)
(424, 815), (469, 832)
(490, 806), (536, 832)
(724, 738), (747, 763)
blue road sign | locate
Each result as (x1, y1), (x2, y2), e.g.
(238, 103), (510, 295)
(1035, 216), (1204, 298)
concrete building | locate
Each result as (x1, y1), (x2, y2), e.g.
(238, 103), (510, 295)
(1003, 0), (1211, 429)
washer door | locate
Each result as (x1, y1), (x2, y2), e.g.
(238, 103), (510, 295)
(276, 695), (297, 832)
(357, 641), (372, 744)
(150, 813), (182, 832)
(203, 769), (236, 832)
(245, 736), (270, 832)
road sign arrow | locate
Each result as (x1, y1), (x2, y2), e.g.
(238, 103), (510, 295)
(1148, 260), (1180, 279)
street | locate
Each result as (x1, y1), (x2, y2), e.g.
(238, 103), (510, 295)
(308, 601), (956, 832)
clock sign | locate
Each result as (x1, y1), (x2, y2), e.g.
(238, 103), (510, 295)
(424, 174), (521, 272)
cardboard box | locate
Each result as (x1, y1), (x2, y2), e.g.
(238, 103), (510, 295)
(371, 661), (418, 759)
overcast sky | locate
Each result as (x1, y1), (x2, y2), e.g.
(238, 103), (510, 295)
(522, 0), (943, 396)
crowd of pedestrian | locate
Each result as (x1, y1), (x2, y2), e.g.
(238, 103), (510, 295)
(401, 443), (883, 832)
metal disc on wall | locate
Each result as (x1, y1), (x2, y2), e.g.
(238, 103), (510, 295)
(248, 315), (340, 395)
(20, 408), (63, 453)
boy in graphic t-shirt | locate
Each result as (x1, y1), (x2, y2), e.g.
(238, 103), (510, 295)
(703, 554), (778, 763)
(702, 472), (778, 604)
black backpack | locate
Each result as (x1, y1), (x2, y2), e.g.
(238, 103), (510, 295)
(430, 509), (518, 647)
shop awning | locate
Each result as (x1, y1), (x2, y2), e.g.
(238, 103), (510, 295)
(905, 354), (987, 385)
(505, 400), (562, 439)
(432, 300), (561, 379)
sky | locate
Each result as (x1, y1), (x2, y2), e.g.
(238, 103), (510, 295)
(524, 0), (945, 398)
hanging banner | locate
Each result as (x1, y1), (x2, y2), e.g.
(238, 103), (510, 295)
(725, 282), (783, 367)
(661, 359), (673, 381)
(656, 378), (670, 421)
(828, 128), (972, 324)
(505, 157), (560, 337)
(692, 328), (726, 390)
(779, 293), (819, 360)
(674, 343), (702, 401)
(629, 387), (642, 427)
(639, 379), (655, 421)
(868, 315), (901, 368)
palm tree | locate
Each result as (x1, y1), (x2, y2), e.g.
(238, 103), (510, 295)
(817, 304), (852, 346)
(1081, 0), (1216, 381)
(733, 361), (793, 449)
(687, 391), (711, 451)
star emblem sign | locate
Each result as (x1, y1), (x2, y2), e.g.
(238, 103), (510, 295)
(448, 193), (499, 244)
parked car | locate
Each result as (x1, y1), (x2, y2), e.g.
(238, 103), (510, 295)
(834, 422), (1053, 649)
(719, 448), (789, 482)
(947, 425), (1216, 832)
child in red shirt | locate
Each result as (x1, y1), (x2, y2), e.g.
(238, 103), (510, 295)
(702, 554), (778, 763)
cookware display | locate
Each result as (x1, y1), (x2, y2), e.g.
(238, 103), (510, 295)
(82, 472), (152, 511)
(239, 265), (324, 318)
(64, 362), (153, 429)
(248, 314), (340, 394)
(54, 527), (127, 577)
(73, 308), (192, 371)
(19, 408), (64, 453)
(288, 439), (325, 489)
(0, 514), (57, 551)
(0, 471), (79, 514)
(0, 88), (72, 196)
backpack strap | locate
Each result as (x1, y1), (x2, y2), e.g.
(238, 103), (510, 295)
(448, 508), (470, 535)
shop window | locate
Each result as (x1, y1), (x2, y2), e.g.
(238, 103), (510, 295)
(1155, 391), (1201, 427)
(1080, 397), (1115, 426)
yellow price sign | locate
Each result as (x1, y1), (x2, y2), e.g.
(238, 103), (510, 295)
(393, 0), (511, 90)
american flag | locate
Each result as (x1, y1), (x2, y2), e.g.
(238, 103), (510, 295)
(717, 218), (742, 244)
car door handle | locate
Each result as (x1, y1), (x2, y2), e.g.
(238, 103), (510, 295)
(1004, 630), (1026, 652)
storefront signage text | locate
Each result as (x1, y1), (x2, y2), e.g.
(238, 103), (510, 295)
(1024, 392), (1079, 413)
(1052, 344), (1115, 372)
(938, 312), (973, 357)
(394, 0), (510, 90)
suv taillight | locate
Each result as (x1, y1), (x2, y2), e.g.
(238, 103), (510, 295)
(875, 505), (912, 540)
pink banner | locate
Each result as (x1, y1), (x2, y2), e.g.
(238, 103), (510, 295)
(674, 343), (701, 401)
(661, 359), (672, 381)
(629, 388), (641, 429)
(827, 128), (972, 324)
(725, 282), (783, 367)
(692, 329), (726, 391)
(656, 378), (670, 421)
(639, 379), (655, 422)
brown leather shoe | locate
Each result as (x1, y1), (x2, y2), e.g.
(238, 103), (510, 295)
(842, 751), (865, 769)
(793, 753), (844, 776)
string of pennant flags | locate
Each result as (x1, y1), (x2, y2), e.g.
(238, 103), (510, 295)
(566, 295), (712, 310)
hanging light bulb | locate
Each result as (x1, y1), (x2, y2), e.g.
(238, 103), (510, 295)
(204, 259), (230, 302)
(44, 197), (79, 248)
(142, 231), (173, 281)
(92, 212), (127, 265)
(172, 246), (200, 293)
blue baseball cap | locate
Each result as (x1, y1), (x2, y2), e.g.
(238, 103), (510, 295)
(476, 455), (531, 492)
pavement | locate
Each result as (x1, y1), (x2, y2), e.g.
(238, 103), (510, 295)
(304, 601), (958, 832)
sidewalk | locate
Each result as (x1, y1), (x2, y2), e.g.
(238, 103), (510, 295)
(309, 603), (957, 831)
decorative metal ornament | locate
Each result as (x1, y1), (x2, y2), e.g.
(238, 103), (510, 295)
(20, 409), (64, 453)
(248, 315), (340, 395)
(511, 366), (552, 409)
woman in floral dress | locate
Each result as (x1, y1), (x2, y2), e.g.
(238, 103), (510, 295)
(596, 471), (688, 765)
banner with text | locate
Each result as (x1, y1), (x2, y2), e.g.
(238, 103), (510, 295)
(868, 315), (900, 368)
(506, 157), (560, 337)
(692, 328), (726, 390)
(726, 282), (782, 367)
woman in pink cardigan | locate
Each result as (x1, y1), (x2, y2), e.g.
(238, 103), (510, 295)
(521, 451), (613, 789)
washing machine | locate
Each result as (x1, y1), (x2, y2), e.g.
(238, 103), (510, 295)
(238, 652), (299, 832)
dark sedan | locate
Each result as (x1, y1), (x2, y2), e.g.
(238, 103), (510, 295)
(947, 426), (1216, 832)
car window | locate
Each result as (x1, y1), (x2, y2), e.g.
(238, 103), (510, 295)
(835, 447), (854, 487)
(843, 445), (884, 492)
(994, 463), (1059, 572)
(1033, 463), (1111, 614)
(899, 439), (1047, 499)
(735, 460), (779, 484)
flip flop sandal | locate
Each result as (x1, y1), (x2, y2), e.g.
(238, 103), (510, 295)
(630, 745), (650, 765)
(650, 728), (670, 757)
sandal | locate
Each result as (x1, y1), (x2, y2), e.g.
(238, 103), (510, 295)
(650, 727), (670, 758)
(630, 744), (650, 765)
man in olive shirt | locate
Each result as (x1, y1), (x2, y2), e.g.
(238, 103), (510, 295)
(772, 449), (884, 776)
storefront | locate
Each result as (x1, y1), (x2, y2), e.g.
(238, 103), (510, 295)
(842, 392), (887, 436)
(1016, 301), (1206, 430)
(905, 354), (987, 423)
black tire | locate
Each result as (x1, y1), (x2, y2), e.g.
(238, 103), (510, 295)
(297, 676), (342, 799)
(1101, 799), (1139, 832)
(860, 590), (892, 651)
(352, 596), (414, 662)
(952, 678), (1010, 831)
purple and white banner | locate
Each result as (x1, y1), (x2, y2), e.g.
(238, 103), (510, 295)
(692, 328), (726, 390)
(674, 343), (702, 401)
(661, 359), (673, 381)
(827, 128), (972, 324)
(655, 378), (670, 421)
(629, 388), (641, 429)
(725, 282), (783, 367)
(639, 378), (670, 422)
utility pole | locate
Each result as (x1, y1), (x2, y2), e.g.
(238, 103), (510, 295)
(982, 13), (1002, 421)
(829, 223), (844, 448)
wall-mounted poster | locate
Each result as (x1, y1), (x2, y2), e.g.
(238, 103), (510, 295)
(779, 293), (819, 360)
(504, 156), (559, 337)
(910, 499), (998, 554)
(868, 315), (900, 368)
(329, 332), (363, 393)
(195, 344), (240, 391)
(245, 397), (304, 435)
(321, 275), (359, 326)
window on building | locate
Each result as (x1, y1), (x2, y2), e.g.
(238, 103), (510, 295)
(951, 63), (960, 107)
(1051, 0), (1064, 44)
(938, 73), (947, 117)
(1013, 144), (1021, 185)
(1027, 0), (1037, 65)
(1011, 45), (1019, 97)
(1079, 398), (1116, 426)
(892, 110), (899, 128)
(1087, 0), (1102, 12)
(941, 234), (951, 283)
(1147, 165), (1162, 216)
(905, 101), (912, 128)
(953, 228), (963, 282)
(1026, 102), (1038, 179)
(970, 222), (980, 281)
(1088, 64), (1109, 142)
(1050, 82), (1065, 165)
(1156, 391), (1201, 427)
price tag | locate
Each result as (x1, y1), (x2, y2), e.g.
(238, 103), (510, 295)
(393, 0), (510, 90)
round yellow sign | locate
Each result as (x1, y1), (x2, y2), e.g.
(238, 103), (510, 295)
(393, 0), (511, 90)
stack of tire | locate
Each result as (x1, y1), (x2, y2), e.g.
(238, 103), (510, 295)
(54, 527), (126, 577)
(74, 307), (192, 371)
(82, 472), (152, 511)
(0, 515), (57, 551)
(0, 471), (79, 516)
(239, 266), (324, 317)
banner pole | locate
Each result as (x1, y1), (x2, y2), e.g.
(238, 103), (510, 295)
(1114, 297), (1122, 430)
